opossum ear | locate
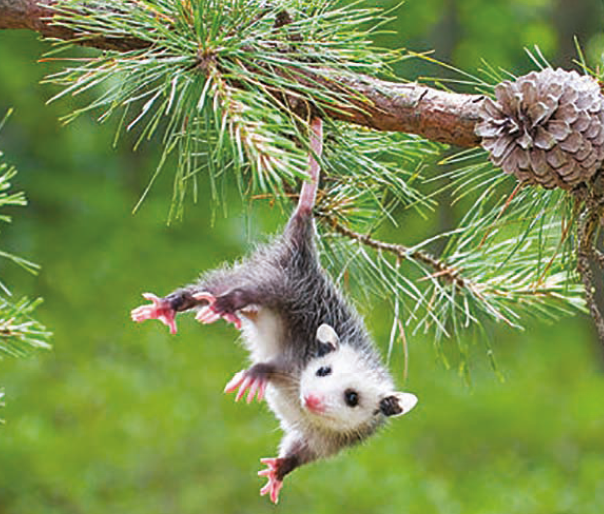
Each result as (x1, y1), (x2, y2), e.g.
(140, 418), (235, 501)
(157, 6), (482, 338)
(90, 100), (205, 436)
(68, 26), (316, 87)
(380, 392), (418, 417)
(316, 323), (340, 356)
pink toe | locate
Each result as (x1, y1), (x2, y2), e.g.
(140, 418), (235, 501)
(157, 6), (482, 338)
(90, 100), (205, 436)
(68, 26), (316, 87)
(195, 311), (210, 323)
(193, 292), (216, 304)
(246, 380), (259, 403)
(259, 457), (284, 504)
(167, 318), (177, 334)
(224, 371), (245, 393)
(131, 310), (143, 322)
(194, 309), (207, 322)
(131, 305), (151, 321)
(271, 482), (282, 503)
(260, 457), (278, 467)
(142, 292), (159, 304)
(224, 313), (242, 329)
(207, 313), (222, 324)
(235, 376), (252, 402)
(257, 381), (266, 401)
(196, 309), (221, 324)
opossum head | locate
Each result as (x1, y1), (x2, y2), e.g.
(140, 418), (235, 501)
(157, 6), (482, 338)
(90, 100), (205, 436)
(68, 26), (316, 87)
(299, 324), (418, 434)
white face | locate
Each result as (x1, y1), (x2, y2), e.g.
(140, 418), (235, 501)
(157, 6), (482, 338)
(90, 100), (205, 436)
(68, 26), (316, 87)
(299, 345), (391, 433)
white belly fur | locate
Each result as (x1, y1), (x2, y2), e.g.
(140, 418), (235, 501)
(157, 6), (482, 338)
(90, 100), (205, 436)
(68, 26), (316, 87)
(239, 306), (284, 362)
(266, 386), (303, 432)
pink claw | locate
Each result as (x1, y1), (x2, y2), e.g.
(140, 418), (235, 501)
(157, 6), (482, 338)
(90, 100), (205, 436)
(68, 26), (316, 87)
(193, 292), (242, 329)
(195, 307), (222, 324)
(223, 312), (242, 330)
(131, 293), (177, 334)
(224, 370), (267, 403)
(258, 458), (284, 504)
(192, 292), (216, 304)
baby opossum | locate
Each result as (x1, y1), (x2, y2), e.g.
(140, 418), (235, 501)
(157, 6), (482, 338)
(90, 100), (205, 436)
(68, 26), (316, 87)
(131, 117), (418, 503)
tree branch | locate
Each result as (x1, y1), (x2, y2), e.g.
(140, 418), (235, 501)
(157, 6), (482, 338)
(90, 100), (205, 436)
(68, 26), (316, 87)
(574, 179), (604, 347)
(0, 0), (156, 50)
(316, 74), (483, 146)
(577, 215), (604, 345)
(0, 0), (484, 147)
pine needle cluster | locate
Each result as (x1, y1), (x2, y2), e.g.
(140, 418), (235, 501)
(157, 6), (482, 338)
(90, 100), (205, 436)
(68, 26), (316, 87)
(0, 112), (52, 422)
(44, 0), (406, 218)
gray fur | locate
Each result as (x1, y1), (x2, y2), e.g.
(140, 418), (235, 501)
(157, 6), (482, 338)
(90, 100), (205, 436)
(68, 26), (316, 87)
(174, 211), (384, 371)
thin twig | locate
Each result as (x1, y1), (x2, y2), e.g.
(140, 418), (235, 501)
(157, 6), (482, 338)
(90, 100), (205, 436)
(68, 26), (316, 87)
(321, 213), (468, 288)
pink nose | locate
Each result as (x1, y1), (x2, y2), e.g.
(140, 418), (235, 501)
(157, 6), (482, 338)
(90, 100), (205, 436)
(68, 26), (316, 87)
(304, 394), (325, 413)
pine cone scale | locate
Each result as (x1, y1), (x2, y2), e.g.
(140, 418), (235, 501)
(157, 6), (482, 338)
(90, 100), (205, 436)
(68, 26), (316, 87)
(545, 146), (568, 168)
(559, 131), (583, 153)
(576, 140), (593, 161)
(571, 111), (591, 131)
(586, 119), (602, 139)
(534, 126), (557, 150)
(547, 120), (572, 140)
(555, 103), (579, 124)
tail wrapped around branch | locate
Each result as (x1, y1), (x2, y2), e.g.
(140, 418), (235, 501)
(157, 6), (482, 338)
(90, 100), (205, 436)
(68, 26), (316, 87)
(296, 117), (323, 217)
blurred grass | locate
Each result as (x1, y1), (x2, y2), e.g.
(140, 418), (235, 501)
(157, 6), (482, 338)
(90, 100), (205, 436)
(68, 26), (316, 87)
(1, 2), (604, 513)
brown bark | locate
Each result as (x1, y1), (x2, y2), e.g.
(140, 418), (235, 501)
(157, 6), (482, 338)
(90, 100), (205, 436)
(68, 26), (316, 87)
(0, 0), (48, 31)
(326, 75), (482, 146)
(0, 0), (483, 147)
(0, 0), (152, 50)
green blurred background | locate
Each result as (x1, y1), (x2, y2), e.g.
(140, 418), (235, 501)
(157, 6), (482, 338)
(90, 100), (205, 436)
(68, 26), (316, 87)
(1, 1), (604, 513)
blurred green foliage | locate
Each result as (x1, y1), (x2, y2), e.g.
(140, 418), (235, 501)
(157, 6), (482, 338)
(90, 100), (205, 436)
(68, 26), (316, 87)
(0, 1), (604, 513)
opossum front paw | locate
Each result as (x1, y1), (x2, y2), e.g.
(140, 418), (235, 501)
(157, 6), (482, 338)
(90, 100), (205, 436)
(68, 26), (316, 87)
(258, 458), (285, 504)
(224, 369), (267, 403)
(193, 292), (242, 329)
(131, 293), (178, 334)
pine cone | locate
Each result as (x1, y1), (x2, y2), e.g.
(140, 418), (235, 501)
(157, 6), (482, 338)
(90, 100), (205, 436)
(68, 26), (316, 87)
(476, 68), (604, 190)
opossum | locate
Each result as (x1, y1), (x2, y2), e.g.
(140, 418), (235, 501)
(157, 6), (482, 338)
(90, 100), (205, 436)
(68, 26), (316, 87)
(131, 117), (418, 503)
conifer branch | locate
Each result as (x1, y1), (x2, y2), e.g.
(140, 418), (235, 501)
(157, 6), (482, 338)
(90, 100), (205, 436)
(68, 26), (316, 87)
(0, 0), (483, 147)
(0, 110), (52, 422)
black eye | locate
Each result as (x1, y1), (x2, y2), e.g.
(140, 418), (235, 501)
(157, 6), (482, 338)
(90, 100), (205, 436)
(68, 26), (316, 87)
(316, 366), (332, 377)
(344, 389), (359, 407)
